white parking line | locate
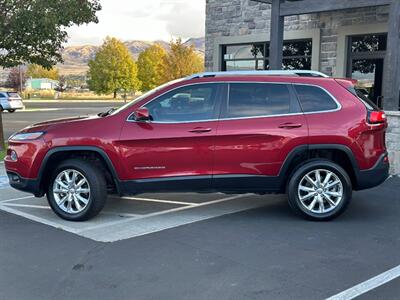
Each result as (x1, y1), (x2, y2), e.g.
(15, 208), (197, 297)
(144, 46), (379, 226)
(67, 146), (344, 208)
(2, 201), (142, 218)
(77, 194), (247, 233)
(0, 195), (35, 203)
(2, 203), (49, 209)
(0, 204), (80, 233)
(116, 196), (199, 206)
(327, 265), (400, 300)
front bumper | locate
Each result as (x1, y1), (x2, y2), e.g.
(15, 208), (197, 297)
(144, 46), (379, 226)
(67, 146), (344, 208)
(7, 171), (43, 197)
(355, 153), (390, 190)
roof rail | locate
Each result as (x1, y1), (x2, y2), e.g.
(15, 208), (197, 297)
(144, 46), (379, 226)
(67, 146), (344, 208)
(187, 70), (329, 79)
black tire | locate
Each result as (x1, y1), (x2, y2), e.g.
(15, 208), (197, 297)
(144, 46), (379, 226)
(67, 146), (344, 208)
(8, 109), (16, 113)
(46, 159), (107, 221)
(0, 106), (3, 112)
(287, 160), (352, 221)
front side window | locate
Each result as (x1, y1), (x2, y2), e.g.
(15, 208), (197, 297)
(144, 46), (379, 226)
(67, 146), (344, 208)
(225, 83), (293, 118)
(294, 85), (338, 113)
(145, 84), (220, 123)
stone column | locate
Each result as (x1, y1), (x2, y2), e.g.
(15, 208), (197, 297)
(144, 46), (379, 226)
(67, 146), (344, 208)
(269, 0), (284, 70)
(383, 0), (400, 111)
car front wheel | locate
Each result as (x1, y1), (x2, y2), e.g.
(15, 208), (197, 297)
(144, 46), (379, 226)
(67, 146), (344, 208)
(8, 109), (15, 113)
(47, 159), (107, 221)
(287, 160), (352, 221)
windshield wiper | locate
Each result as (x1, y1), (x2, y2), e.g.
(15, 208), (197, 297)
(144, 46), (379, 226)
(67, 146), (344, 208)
(98, 108), (116, 117)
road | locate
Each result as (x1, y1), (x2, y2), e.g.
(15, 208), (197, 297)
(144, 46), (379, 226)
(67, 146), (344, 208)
(2, 101), (124, 138)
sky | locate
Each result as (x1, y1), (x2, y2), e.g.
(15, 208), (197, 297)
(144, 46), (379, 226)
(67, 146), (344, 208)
(66, 0), (205, 46)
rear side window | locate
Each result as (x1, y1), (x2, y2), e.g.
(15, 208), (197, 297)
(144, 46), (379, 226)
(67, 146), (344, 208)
(226, 83), (293, 118)
(0, 93), (5, 98)
(294, 85), (338, 113)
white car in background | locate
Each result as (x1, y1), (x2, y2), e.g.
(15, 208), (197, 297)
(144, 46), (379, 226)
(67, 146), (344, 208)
(0, 92), (24, 113)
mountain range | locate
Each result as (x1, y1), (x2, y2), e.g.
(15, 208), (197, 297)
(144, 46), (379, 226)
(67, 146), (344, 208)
(59, 37), (205, 76)
(0, 37), (205, 81)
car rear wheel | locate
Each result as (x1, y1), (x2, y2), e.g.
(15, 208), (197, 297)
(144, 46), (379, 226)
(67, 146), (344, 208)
(287, 160), (352, 221)
(47, 159), (107, 221)
(8, 109), (15, 113)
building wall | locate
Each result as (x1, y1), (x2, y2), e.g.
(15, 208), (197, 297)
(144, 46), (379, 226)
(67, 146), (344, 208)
(387, 112), (400, 175)
(205, 0), (390, 76)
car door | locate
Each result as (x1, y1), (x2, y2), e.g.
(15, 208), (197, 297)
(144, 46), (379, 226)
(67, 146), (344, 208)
(119, 83), (224, 191)
(213, 82), (308, 192)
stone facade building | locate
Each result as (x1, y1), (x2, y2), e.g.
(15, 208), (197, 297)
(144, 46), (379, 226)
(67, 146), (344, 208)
(205, 0), (399, 174)
(206, 1), (389, 86)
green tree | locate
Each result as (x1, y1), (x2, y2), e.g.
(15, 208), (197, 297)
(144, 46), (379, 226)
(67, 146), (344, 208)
(0, 0), (101, 69)
(160, 38), (204, 82)
(88, 37), (140, 98)
(27, 64), (59, 80)
(0, 0), (101, 151)
(137, 44), (167, 92)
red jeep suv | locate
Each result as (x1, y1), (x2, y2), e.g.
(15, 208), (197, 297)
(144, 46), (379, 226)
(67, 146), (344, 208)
(5, 71), (389, 221)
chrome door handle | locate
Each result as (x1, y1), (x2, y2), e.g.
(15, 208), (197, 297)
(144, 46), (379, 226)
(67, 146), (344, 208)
(188, 128), (212, 133)
(278, 123), (303, 129)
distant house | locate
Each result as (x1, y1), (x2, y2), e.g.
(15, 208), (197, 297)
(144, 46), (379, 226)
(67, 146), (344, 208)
(26, 78), (59, 90)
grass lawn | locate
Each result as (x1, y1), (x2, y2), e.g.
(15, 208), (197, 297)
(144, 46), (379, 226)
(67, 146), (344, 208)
(0, 145), (7, 161)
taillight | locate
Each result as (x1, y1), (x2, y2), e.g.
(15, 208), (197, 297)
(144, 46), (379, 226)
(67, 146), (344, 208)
(367, 111), (386, 124)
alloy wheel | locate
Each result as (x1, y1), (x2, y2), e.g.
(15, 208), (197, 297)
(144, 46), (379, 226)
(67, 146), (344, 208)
(297, 169), (343, 214)
(52, 169), (91, 214)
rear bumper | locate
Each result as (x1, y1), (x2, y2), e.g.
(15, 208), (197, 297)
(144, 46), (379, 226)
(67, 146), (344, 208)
(355, 153), (390, 190)
(2, 101), (24, 110)
(7, 172), (43, 197)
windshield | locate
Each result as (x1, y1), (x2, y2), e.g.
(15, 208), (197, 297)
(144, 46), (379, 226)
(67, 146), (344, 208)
(109, 78), (186, 116)
(7, 92), (20, 98)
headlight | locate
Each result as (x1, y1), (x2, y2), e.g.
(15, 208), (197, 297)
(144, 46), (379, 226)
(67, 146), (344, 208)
(10, 132), (45, 141)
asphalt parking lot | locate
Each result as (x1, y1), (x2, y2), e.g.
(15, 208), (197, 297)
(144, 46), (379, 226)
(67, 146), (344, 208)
(1, 160), (400, 299)
(2, 101), (400, 299)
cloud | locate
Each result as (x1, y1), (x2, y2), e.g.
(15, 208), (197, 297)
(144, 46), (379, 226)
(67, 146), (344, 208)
(158, 1), (205, 38)
(65, 0), (205, 45)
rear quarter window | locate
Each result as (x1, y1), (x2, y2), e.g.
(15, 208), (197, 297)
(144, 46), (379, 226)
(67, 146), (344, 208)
(294, 85), (338, 113)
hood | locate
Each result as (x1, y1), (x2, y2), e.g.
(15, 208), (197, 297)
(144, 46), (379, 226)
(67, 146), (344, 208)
(21, 115), (98, 133)
(33, 115), (94, 127)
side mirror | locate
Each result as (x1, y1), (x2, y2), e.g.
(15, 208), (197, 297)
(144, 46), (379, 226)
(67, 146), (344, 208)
(134, 107), (151, 122)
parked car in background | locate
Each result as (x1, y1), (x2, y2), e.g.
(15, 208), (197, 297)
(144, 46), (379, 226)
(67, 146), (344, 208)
(4, 70), (389, 221)
(0, 92), (24, 113)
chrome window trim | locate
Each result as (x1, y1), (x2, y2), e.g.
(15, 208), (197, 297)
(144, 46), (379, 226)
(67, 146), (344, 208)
(126, 81), (342, 124)
(126, 82), (224, 124)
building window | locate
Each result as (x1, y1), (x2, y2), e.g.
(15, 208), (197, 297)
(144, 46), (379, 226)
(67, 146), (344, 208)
(222, 39), (312, 71)
(282, 40), (312, 70)
(347, 33), (387, 107)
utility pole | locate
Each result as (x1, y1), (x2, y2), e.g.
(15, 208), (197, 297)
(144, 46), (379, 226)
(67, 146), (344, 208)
(19, 65), (23, 92)
(0, 110), (4, 151)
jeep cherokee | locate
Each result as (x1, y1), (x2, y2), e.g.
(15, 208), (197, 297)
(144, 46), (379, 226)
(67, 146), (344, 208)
(4, 70), (390, 221)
